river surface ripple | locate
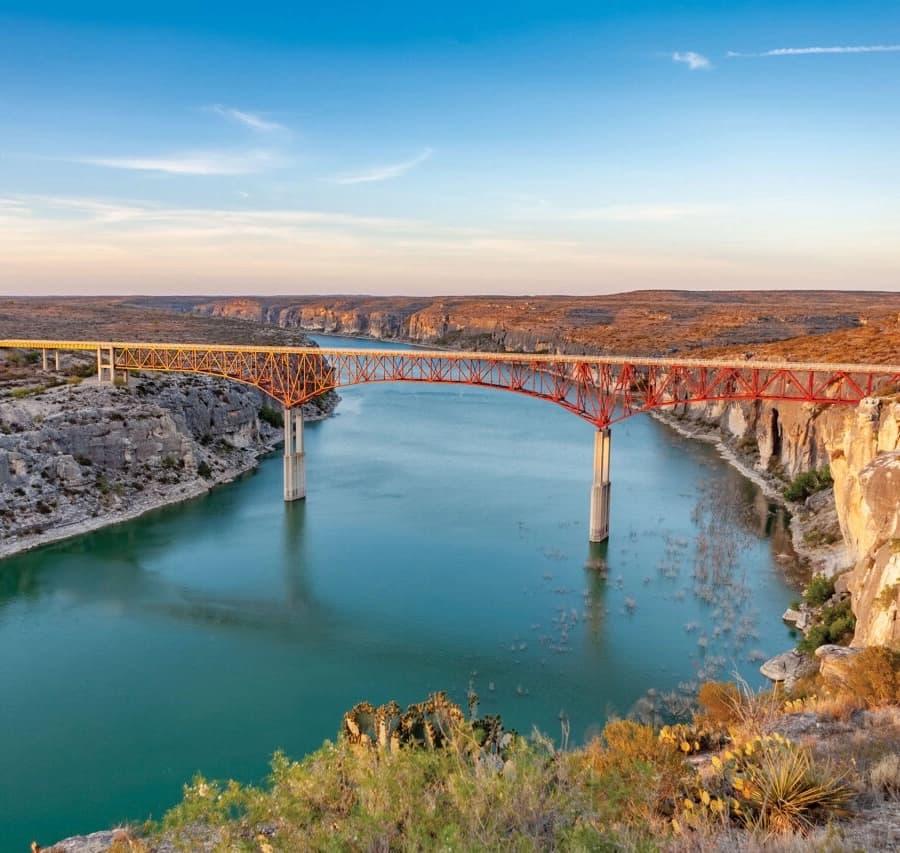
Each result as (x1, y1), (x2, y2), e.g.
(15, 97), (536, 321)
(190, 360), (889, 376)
(0, 334), (799, 847)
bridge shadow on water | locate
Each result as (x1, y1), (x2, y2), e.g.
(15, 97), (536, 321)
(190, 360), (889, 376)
(0, 491), (332, 640)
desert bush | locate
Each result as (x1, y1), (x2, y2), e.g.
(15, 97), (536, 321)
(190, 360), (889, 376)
(697, 681), (743, 728)
(841, 646), (900, 708)
(784, 468), (833, 502)
(803, 574), (835, 607)
(259, 404), (284, 428)
(163, 729), (609, 850)
(584, 718), (692, 823)
(67, 361), (97, 378)
(869, 753), (900, 800)
(735, 737), (852, 834)
(797, 600), (855, 654)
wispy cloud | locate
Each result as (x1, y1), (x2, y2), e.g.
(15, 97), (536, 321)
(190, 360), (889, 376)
(78, 149), (280, 176)
(209, 105), (285, 132)
(509, 199), (713, 224)
(329, 147), (433, 185)
(563, 204), (711, 222)
(0, 194), (442, 234)
(672, 51), (712, 70)
(728, 44), (900, 58)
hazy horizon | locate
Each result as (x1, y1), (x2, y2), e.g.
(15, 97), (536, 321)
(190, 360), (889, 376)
(3, 286), (900, 300)
(2, 1), (898, 295)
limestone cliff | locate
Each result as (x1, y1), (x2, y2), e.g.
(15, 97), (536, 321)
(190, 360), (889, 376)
(0, 373), (335, 558)
(194, 299), (576, 353)
(820, 398), (900, 647)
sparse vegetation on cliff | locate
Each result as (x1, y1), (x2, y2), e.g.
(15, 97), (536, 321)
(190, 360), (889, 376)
(784, 467), (833, 502)
(258, 404), (284, 428)
(75, 662), (900, 853)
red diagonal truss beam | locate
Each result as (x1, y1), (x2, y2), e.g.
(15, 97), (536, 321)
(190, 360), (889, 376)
(3, 340), (900, 428)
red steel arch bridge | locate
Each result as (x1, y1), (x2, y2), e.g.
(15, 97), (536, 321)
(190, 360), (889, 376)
(4, 339), (899, 543)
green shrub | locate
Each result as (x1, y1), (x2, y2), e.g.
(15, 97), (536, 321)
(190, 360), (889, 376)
(803, 574), (835, 607)
(259, 405), (284, 428)
(784, 467), (833, 501)
(797, 599), (855, 653)
(197, 461), (212, 479)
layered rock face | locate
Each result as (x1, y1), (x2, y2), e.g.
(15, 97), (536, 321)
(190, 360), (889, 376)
(820, 399), (900, 647)
(0, 373), (333, 557)
(195, 299), (571, 353)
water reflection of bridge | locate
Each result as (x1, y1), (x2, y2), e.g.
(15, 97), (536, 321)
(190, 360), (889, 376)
(4, 339), (899, 543)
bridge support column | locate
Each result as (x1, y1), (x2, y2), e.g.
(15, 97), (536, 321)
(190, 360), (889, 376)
(283, 406), (306, 502)
(54, 350), (60, 371)
(96, 346), (115, 383)
(41, 348), (48, 371)
(589, 427), (611, 543)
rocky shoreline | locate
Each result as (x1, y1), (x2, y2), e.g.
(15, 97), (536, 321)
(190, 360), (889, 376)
(0, 370), (337, 561)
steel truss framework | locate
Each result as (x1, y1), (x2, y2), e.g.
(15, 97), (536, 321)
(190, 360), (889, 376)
(4, 340), (900, 427)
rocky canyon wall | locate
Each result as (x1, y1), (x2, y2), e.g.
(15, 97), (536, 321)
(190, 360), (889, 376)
(0, 373), (334, 558)
(194, 300), (571, 353)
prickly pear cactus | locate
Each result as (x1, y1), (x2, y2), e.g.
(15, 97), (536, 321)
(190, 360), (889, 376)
(340, 692), (516, 760)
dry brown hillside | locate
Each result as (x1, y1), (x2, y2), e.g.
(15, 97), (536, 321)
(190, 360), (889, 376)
(142, 291), (900, 363)
(3, 292), (900, 365)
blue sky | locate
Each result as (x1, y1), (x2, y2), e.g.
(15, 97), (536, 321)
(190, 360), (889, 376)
(1, 1), (898, 294)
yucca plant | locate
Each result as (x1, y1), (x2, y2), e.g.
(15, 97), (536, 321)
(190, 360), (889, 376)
(735, 738), (853, 834)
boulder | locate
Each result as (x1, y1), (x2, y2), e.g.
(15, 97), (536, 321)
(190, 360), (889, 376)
(55, 454), (83, 485)
(760, 650), (818, 690)
(816, 643), (862, 687)
(782, 608), (802, 625)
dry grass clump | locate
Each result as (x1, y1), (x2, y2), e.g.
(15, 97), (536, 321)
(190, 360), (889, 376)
(783, 646), (900, 721)
(869, 754), (900, 801)
(696, 681), (744, 728)
(840, 647), (900, 708)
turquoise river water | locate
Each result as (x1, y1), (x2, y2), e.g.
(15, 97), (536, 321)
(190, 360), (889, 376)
(0, 335), (800, 847)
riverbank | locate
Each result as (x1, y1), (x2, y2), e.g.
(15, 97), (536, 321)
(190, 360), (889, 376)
(0, 371), (337, 561)
(47, 679), (900, 852)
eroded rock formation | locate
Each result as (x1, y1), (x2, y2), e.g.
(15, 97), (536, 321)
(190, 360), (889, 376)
(0, 373), (335, 557)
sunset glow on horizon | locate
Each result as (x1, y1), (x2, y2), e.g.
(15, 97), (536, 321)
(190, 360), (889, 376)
(1, 1), (899, 295)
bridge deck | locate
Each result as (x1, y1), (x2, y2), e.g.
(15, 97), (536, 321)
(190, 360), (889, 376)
(2, 338), (899, 376)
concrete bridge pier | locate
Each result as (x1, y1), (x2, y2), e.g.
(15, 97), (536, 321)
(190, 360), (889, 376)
(589, 427), (611, 542)
(96, 346), (115, 383)
(96, 346), (128, 384)
(283, 406), (306, 502)
(40, 348), (59, 371)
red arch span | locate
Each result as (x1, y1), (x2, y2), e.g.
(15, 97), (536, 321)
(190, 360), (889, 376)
(62, 341), (900, 427)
